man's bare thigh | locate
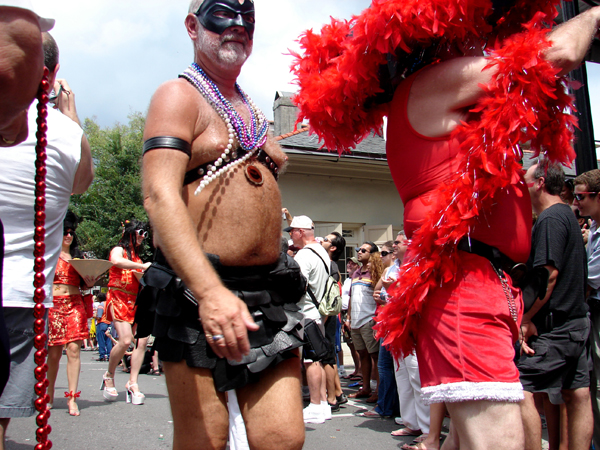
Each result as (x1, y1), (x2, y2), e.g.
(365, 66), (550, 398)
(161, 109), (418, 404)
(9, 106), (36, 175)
(236, 357), (305, 450)
(446, 400), (524, 450)
(163, 361), (229, 450)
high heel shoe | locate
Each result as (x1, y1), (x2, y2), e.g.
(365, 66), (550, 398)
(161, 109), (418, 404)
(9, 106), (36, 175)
(125, 381), (145, 405)
(100, 371), (118, 401)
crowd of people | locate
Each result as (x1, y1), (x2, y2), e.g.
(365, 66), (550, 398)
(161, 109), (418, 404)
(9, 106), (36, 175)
(3, 0), (600, 450)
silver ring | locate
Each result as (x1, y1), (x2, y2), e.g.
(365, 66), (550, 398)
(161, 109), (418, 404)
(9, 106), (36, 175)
(211, 334), (224, 342)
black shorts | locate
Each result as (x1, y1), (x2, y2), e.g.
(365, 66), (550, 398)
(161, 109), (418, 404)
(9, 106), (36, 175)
(321, 316), (337, 365)
(135, 251), (306, 392)
(517, 316), (590, 393)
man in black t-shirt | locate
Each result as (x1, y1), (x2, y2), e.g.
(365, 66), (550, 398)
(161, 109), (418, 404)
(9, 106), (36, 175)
(518, 160), (592, 450)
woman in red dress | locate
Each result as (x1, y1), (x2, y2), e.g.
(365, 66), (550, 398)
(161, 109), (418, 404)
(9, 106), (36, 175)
(47, 212), (96, 416)
(100, 219), (150, 405)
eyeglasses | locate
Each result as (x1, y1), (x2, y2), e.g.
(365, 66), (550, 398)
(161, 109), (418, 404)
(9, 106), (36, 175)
(574, 192), (598, 201)
(136, 229), (148, 238)
(381, 251), (392, 257)
(356, 248), (370, 254)
(64, 230), (74, 236)
(322, 237), (330, 242)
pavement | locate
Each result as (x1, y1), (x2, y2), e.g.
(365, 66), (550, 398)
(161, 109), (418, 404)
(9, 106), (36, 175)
(4, 344), (547, 450)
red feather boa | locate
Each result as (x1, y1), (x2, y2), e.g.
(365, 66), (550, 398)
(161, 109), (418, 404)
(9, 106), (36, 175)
(292, 0), (577, 358)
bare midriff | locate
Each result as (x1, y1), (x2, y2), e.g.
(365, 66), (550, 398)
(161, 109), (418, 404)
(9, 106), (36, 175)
(53, 284), (80, 296)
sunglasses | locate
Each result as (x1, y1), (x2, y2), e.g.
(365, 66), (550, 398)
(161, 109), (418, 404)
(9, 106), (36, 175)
(64, 230), (74, 236)
(322, 237), (330, 242)
(356, 248), (370, 254)
(136, 229), (148, 238)
(381, 251), (392, 257)
(574, 192), (598, 201)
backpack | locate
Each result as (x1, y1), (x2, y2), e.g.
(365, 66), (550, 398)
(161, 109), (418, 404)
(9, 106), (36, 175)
(305, 247), (343, 316)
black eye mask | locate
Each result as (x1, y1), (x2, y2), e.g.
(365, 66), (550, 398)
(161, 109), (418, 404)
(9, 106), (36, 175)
(195, 0), (255, 40)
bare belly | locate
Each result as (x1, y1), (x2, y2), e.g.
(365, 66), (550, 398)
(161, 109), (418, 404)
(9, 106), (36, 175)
(184, 160), (282, 267)
(53, 284), (80, 296)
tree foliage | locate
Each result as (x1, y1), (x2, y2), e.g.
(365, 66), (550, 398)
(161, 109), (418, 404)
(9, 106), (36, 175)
(69, 112), (152, 261)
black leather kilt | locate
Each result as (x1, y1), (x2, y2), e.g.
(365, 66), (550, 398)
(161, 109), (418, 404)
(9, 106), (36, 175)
(135, 249), (306, 392)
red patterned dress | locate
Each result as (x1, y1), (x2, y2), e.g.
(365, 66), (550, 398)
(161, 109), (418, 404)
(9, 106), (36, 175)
(48, 258), (89, 346)
(104, 250), (142, 324)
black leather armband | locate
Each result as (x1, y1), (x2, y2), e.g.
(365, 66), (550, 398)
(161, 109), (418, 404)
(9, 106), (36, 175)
(143, 136), (192, 158)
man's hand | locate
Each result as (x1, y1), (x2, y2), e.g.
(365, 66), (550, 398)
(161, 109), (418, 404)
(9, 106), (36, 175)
(198, 285), (259, 362)
(381, 275), (396, 290)
(374, 289), (386, 306)
(52, 78), (81, 125)
(520, 320), (538, 356)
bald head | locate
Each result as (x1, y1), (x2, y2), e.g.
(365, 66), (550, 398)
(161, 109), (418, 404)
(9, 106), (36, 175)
(0, 7), (44, 147)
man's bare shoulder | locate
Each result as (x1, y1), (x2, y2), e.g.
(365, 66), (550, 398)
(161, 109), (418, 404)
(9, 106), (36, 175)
(145, 78), (211, 141)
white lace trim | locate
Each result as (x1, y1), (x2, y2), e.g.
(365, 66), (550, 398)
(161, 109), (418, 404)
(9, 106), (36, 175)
(421, 381), (523, 405)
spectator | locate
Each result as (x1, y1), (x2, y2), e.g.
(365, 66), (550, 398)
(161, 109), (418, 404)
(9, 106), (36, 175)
(0, 28), (93, 444)
(95, 294), (112, 362)
(341, 257), (361, 379)
(289, 215), (332, 424)
(573, 169), (600, 449)
(347, 241), (382, 402)
(519, 161), (592, 450)
(321, 231), (348, 411)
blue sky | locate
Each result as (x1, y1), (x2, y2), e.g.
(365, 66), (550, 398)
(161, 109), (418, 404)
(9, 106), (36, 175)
(34, 0), (600, 144)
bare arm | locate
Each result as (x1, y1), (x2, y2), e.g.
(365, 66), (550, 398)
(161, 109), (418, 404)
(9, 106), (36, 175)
(520, 265), (558, 355)
(409, 6), (600, 137)
(143, 80), (257, 361)
(109, 247), (149, 271)
(72, 134), (94, 194)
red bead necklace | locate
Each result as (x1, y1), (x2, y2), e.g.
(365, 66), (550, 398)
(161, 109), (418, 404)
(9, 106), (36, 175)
(31, 68), (53, 450)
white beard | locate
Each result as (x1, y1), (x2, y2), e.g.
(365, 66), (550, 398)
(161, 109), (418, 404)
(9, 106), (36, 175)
(197, 27), (251, 67)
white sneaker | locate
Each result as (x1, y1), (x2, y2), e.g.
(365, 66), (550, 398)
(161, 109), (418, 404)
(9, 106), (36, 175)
(370, 379), (378, 391)
(303, 403), (325, 424)
(321, 401), (332, 420)
(338, 366), (348, 378)
(395, 417), (403, 426)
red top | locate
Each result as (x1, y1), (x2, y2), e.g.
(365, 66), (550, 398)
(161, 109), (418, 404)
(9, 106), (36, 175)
(108, 248), (142, 294)
(53, 257), (81, 287)
(386, 72), (531, 263)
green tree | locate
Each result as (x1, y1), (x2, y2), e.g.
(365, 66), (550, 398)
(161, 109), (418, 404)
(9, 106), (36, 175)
(69, 112), (151, 261)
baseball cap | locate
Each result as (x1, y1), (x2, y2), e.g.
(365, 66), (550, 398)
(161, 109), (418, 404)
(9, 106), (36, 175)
(283, 215), (314, 232)
(1, 0), (54, 31)
(348, 257), (359, 265)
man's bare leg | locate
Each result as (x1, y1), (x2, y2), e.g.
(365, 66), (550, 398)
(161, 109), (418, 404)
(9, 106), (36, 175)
(561, 387), (593, 450)
(163, 361), (229, 450)
(446, 400), (524, 450)
(237, 358), (304, 450)
(0, 418), (9, 450)
(521, 391), (542, 450)
(541, 394), (561, 450)
(417, 402), (446, 450)
(305, 361), (325, 405)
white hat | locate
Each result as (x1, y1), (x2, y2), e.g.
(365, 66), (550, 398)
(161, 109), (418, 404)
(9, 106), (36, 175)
(1, 0), (54, 31)
(283, 215), (314, 232)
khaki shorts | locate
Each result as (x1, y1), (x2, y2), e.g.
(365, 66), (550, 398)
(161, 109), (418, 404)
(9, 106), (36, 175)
(351, 319), (378, 354)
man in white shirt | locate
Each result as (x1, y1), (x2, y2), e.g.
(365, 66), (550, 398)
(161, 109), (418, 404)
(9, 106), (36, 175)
(288, 215), (332, 424)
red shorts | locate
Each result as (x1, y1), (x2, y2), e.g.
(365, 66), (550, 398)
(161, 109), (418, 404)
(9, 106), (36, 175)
(48, 294), (90, 346)
(416, 252), (524, 404)
(105, 288), (137, 324)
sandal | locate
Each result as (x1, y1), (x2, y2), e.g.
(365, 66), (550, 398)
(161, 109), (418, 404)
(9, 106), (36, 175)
(64, 391), (81, 416)
(125, 381), (145, 405)
(348, 389), (371, 399)
(366, 393), (378, 403)
(100, 371), (118, 401)
(391, 427), (422, 437)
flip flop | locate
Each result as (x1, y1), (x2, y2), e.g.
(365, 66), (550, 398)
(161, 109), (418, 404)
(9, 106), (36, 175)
(348, 390), (371, 399)
(360, 409), (384, 418)
(366, 394), (378, 403)
(391, 428), (422, 437)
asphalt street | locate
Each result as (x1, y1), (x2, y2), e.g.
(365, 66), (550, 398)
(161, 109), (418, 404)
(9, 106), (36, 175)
(4, 347), (444, 450)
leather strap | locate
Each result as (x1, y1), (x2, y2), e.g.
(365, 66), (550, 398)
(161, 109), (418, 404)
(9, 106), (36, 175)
(143, 136), (192, 158)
